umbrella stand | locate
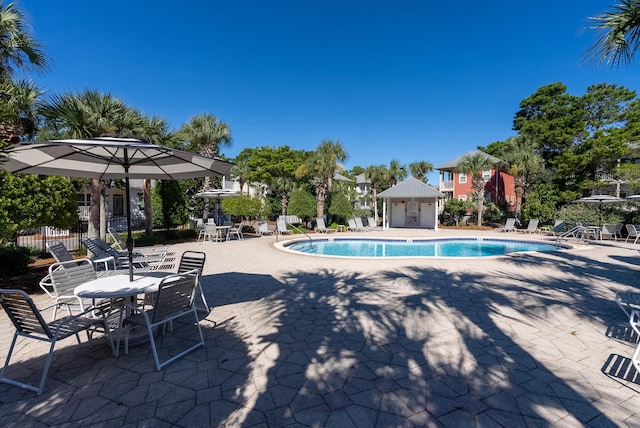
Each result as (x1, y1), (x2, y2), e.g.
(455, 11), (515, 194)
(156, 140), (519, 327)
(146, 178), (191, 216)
(124, 151), (135, 281)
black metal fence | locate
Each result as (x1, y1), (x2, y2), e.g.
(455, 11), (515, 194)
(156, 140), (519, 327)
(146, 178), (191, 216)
(15, 221), (88, 252)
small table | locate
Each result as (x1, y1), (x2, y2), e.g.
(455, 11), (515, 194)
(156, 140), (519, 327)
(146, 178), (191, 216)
(336, 225), (347, 232)
(75, 272), (171, 354)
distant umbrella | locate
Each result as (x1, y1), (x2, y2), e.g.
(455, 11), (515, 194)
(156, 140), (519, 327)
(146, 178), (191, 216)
(573, 194), (625, 226)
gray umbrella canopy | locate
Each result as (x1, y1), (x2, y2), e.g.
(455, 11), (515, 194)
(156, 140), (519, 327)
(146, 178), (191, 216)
(573, 194), (626, 225)
(2, 135), (234, 280)
(194, 189), (240, 224)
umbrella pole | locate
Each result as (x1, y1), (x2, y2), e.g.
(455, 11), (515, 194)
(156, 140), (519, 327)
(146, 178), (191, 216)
(124, 157), (134, 282)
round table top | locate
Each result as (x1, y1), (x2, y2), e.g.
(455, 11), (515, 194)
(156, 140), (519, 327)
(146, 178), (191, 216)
(74, 273), (169, 299)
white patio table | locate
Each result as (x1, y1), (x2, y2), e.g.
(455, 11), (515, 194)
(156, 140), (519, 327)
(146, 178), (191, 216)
(74, 272), (171, 354)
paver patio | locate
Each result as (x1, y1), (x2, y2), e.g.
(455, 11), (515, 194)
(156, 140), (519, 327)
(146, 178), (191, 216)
(1, 228), (640, 427)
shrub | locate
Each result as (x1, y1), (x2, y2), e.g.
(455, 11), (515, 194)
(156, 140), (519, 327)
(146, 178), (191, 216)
(0, 245), (34, 278)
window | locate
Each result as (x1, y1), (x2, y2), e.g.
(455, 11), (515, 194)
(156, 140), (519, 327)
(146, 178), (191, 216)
(483, 170), (491, 182)
(458, 173), (467, 184)
(113, 195), (124, 216)
(458, 195), (467, 201)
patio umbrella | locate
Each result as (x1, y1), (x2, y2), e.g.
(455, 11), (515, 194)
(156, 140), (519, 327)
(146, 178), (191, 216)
(194, 188), (240, 224)
(2, 134), (234, 281)
(572, 194), (625, 226)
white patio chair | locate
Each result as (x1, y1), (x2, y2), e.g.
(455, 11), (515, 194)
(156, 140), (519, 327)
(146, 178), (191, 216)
(626, 224), (640, 244)
(315, 218), (335, 233)
(517, 219), (540, 234)
(258, 221), (275, 235)
(48, 258), (100, 321)
(0, 288), (107, 395)
(224, 221), (243, 241)
(117, 270), (205, 371)
(497, 218), (516, 232)
(629, 310), (640, 373)
(276, 218), (292, 235)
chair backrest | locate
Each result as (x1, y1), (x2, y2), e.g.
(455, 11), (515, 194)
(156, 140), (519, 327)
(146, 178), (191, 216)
(627, 224), (638, 236)
(107, 227), (126, 251)
(355, 217), (365, 228)
(46, 240), (74, 263)
(601, 224), (615, 235)
(316, 218), (326, 230)
(367, 217), (377, 228)
(553, 220), (565, 233)
(82, 237), (119, 258)
(348, 219), (357, 228)
(526, 219), (539, 230)
(204, 223), (217, 234)
(49, 259), (97, 297)
(207, 218), (215, 225)
(277, 218), (287, 231)
(504, 218), (516, 229)
(258, 221), (269, 233)
(152, 270), (199, 324)
(178, 251), (206, 275)
(0, 289), (53, 338)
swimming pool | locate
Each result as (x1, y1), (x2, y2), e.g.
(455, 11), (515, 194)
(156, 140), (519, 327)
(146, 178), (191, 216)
(283, 237), (562, 258)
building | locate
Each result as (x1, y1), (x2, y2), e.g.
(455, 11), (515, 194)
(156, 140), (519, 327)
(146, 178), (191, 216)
(377, 177), (444, 229)
(435, 150), (516, 211)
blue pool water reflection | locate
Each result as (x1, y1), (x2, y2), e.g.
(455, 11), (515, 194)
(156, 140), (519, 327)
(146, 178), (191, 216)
(284, 238), (561, 258)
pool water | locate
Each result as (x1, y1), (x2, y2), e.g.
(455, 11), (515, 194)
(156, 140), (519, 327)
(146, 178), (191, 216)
(284, 238), (561, 258)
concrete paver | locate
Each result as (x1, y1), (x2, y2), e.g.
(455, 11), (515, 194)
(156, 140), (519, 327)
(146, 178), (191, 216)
(1, 228), (640, 426)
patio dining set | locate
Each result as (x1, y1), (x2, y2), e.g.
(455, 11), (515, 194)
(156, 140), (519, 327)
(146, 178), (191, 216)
(0, 239), (209, 396)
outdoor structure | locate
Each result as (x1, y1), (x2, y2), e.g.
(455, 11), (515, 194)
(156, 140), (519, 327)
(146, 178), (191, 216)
(435, 149), (516, 211)
(377, 177), (444, 230)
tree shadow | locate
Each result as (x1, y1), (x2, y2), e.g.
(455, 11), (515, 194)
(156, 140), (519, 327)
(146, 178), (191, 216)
(207, 252), (630, 425)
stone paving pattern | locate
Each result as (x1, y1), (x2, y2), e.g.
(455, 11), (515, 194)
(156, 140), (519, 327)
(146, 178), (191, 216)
(1, 228), (640, 427)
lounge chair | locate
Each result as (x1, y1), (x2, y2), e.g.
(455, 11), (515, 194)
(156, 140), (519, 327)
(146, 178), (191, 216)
(630, 310), (640, 373)
(258, 221), (275, 235)
(107, 227), (169, 256)
(616, 291), (640, 319)
(626, 224), (640, 244)
(517, 219), (540, 234)
(348, 218), (364, 232)
(367, 217), (383, 230)
(314, 218), (335, 233)
(82, 237), (163, 270)
(276, 218), (292, 235)
(497, 218), (516, 232)
(354, 217), (371, 231)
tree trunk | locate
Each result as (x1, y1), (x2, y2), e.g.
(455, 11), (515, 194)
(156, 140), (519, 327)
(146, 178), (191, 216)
(88, 178), (101, 238)
(143, 179), (152, 237)
(315, 177), (326, 218)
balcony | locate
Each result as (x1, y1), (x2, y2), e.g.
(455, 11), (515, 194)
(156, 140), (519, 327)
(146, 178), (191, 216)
(439, 180), (454, 191)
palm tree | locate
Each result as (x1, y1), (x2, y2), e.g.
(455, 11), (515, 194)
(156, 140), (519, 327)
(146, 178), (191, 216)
(271, 176), (295, 216)
(230, 158), (251, 194)
(586, 0), (640, 66)
(501, 136), (543, 223)
(0, 78), (41, 146)
(178, 114), (232, 219)
(388, 159), (407, 186)
(40, 90), (143, 238)
(365, 164), (389, 223)
(296, 139), (347, 219)
(409, 161), (433, 183)
(456, 153), (494, 226)
(0, 1), (48, 80)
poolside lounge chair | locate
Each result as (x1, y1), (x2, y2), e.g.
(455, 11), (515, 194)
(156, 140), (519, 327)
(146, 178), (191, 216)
(626, 224), (640, 244)
(616, 291), (640, 319)
(348, 218), (364, 232)
(497, 218), (516, 233)
(517, 219), (540, 234)
(258, 221), (275, 235)
(367, 217), (383, 230)
(354, 217), (371, 231)
(276, 218), (292, 235)
(314, 218), (335, 233)
(108, 227), (169, 256)
(629, 310), (640, 373)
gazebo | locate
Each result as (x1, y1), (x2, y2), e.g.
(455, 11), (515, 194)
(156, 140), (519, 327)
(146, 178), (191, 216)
(377, 177), (445, 230)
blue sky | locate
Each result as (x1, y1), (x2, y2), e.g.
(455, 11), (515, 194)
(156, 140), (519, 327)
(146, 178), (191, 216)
(20, 1), (639, 183)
